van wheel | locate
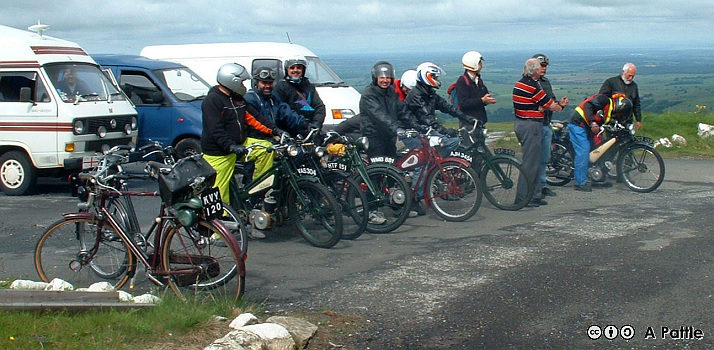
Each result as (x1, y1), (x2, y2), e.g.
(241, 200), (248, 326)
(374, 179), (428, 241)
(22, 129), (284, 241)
(175, 138), (202, 158)
(0, 151), (37, 196)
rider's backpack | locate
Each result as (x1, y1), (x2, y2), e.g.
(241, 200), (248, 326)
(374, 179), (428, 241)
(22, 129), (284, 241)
(447, 74), (471, 109)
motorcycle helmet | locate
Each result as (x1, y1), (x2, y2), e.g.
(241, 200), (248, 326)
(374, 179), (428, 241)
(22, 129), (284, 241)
(400, 69), (418, 91)
(251, 65), (277, 92)
(532, 53), (549, 66)
(416, 62), (444, 89)
(216, 63), (250, 95)
(612, 96), (633, 118)
(284, 56), (307, 84)
(462, 51), (484, 72)
(371, 61), (395, 85)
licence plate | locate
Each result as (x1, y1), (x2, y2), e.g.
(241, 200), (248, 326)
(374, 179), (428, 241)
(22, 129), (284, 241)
(200, 187), (223, 221)
(82, 156), (100, 170)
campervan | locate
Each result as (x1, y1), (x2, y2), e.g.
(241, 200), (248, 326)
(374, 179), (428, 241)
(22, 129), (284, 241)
(93, 54), (209, 157)
(140, 42), (360, 129)
(0, 24), (138, 195)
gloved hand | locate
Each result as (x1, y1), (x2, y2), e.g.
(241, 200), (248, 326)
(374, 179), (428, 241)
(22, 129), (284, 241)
(442, 127), (458, 138)
(229, 144), (246, 157)
(273, 127), (289, 138)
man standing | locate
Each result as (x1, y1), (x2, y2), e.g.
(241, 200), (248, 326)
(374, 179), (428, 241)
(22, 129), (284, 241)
(599, 63), (641, 130)
(532, 54), (569, 198)
(512, 58), (562, 207)
(454, 50), (497, 127)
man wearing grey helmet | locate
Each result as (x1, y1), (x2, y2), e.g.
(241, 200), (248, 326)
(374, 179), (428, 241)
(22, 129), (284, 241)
(201, 63), (284, 218)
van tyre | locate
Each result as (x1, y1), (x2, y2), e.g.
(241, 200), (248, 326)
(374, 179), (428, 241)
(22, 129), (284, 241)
(175, 138), (202, 158)
(0, 151), (37, 196)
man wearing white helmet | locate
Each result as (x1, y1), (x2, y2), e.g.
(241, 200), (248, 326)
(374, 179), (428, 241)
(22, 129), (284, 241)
(453, 51), (497, 126)
(406, 62), (475, 135)
(405, 62), (475, 215)
(394, 69), (417, 102)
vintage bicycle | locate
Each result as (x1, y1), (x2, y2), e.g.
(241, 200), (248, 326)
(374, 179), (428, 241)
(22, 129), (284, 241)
(35, 147), (246, 299)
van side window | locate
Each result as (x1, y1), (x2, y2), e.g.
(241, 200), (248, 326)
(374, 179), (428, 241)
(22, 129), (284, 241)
(119, 72), (164, 105)
(0, 72), (49, 103)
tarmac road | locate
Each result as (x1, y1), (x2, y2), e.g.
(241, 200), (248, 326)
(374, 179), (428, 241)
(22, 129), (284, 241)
(1, 158), (713, 349)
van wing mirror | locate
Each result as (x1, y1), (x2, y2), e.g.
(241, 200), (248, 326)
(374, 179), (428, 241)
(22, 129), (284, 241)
(19, 87), (33, 103)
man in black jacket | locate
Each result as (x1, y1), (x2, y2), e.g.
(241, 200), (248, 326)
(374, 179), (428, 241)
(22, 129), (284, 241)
(274, 56), (327, 132)
(405, 62), (475, 214)
(599, 63), (641, 130)
(360, 61), (418, 159)
(201, 63), (284, 212)
(454, 51), (497, 126)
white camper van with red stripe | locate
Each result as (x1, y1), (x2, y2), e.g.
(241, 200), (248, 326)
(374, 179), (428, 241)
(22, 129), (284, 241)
(0, 23), (138, 195)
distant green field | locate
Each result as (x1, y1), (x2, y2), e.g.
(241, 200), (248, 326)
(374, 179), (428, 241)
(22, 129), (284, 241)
(323, 49), (714, 123)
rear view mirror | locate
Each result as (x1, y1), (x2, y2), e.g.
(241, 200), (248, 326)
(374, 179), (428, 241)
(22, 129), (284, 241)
(19, 87), (33, 103)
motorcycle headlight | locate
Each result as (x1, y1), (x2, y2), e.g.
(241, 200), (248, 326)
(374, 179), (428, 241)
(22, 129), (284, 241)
(356, 137), (369, 151)
(314, 146), (326, 158)
(287, 145), (299, 157)
(628, 123), (636, 135)
(481, 128), (488, 138)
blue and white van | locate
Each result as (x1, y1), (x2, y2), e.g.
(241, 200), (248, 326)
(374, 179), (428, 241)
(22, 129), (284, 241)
(93, 54), (210, 157)
(140, 42), (361, 130)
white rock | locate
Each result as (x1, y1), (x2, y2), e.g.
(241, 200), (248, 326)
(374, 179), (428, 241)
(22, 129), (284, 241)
(229, 313), (260, 329)
(657, 137), (672, 148)
(44, 278), (74, 291)
(671, 133), (687, 145)
(117, 290), (134, 302)
(9, 279), (48, 290)
(205, 329), (262, 350)
(241, 323), (296, 350)
(698, 123), (714, 138)
(87, 282), (115, 292)
(132, 293), (161, 304)
(266, 316), (318, 350)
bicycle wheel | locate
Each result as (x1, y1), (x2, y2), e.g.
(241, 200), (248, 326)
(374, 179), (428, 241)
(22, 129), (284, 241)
(88, 196), (136, 279)
(289, 180), (343, 248)
(218, 203), (249, 256)
(426, 161), (482, 222)
(35, 217), (134, 290)
(163, 219), (245, 299)
(546, 141), (573, 186)
(481, 157), (529, 211)
(324, 173), (368, 240)
(617, 144), (665, 193)
(362, 166), (412, 234)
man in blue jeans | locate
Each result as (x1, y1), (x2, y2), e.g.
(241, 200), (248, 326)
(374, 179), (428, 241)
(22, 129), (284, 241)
(568, 94), (632, 192)
(532, 54), (569, 198)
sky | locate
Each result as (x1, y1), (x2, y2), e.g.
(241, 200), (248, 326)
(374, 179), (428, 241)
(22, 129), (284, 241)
(2, 0), (714, 57)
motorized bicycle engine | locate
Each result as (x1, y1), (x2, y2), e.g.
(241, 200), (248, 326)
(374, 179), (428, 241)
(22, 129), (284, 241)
(249, 192), (278, 230)
(588, 165), (606, 183)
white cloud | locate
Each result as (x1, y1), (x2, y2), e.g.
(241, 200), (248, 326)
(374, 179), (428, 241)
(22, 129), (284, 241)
(1, 0), (713, 55)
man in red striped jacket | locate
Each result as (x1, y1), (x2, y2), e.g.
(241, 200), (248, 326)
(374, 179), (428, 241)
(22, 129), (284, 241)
(512, 58), (563, 207)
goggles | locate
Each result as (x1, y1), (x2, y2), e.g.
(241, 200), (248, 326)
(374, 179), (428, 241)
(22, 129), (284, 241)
(535, 55), (549, 66)
(254, 69), (277, 81)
